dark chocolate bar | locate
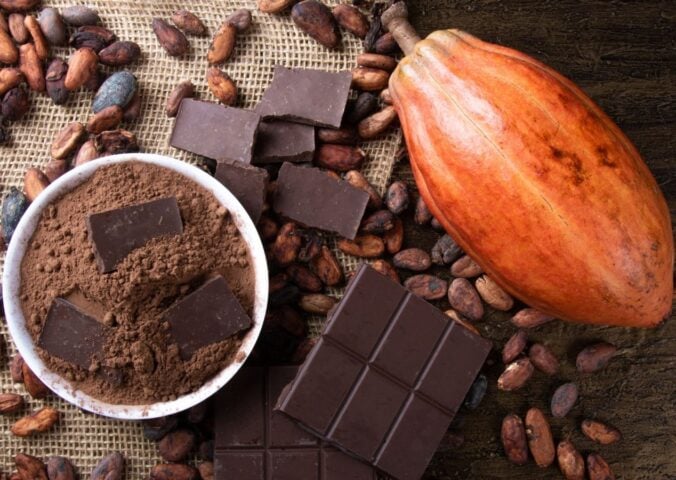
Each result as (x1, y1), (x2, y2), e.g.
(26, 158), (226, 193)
(256, 67), (352, 128)
(275, 265), (492, 480)
(86, 197), (183, 273)
(253, 121), (316, 164)
(273, 163), (369, 240)
(215, 160), (269, 222)
(214, 366), (377, 480)
(164, 275), (252, 360)
(38, 298), (107, 369)
(171, 99), (261, 163)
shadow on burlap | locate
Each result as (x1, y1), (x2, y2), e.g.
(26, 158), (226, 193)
(0, 0), (401, 474)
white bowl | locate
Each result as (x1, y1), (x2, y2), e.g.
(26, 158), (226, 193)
(2, 153), (269, 419)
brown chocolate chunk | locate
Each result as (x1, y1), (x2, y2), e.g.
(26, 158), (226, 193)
(164, 276), (252, 360)
(87, 197), (183, 273)
(253, 120), (315, 164)
(215, 160), (269, 222)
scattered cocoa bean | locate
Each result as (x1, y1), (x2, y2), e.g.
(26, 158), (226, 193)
(46, 456), (75, 480)
(291, 0), (341, 49)
(337, 234), (384, 258)
(413, 197), (432, 225)
(2, 188), (29, 242)
(358, 106), (397, 139)
(525, 408), (555, 468)
(529, 343), (559, 376)
(87, 105), (123, 134)
(0, 68), (23, 96)
(576, 342), (617, 373)
(445, 309), (480, 335)
(186, 401), (208, 425)
(497, 358), (534, 391)
(309, 245), (342, 286)
(587, 453), (615, 480)
(208, 22), (237, 65)
(152, 18), (189, 57)
(0, 393), (23, 414)
(143, 416), (179, 442)
(430, 217), (444, 230)
(511, 308), (554, 329)
(24, 15), (49, 60)
(371, 259), (400, 283)
(450, 255), (483, 278)
(91, 452), (124, 480)
(18, 43), (44, 91)
(45, 58), (69, 104)
(448, 278), (484, 321)
(171, 10), (207, 36)
(380, 88), (393, 105)
(344, 92), (379, 125)
(64, 47), (98, 91)
(15, 453), (47, 480)
(11, 407), (58, 437)
(258, 0), (298, 14)
(95, 129), (138, 155)
(8, 13), (29, 44)
(150, 464), (199, 480)
(79, 25), (116, 44)
(62, 6), (100, 27)
(37, 8), (67, 46)
(43, 159), (66, 183)
(158, 428), (196, 462)
(207, 67), (237, 105)
(23, 168), (49, 202)
(581, 419), (622, 445)
(0, 27), (18, 64)
(385, 180), (409, 214)
(22, 362), (49, 398)
(351, 66), (389, 91)
(557, 440), (585, 480)
(332, 4), (369, 38)
(272, 223), (302, 266)
(122, 91), (142, 122)
(10, 353), (24, 382)
(315, 144), (365, 172)
(360, 209), (395, 234)
(198, 439), (214, 461)
(502, 330), (528, 364)
(404, 274), (447, 300)
(317, 127), (357, 145)
(551, 382), (579, 418)
(93, 71), (137, 113)
(286, 263), (323, 292)
(83, 67), (107, 93)
(358, 53), (397, 72)
(431, 234), (462, 265)
(0, 13), (6, 33)
(297, 231), (323, 262)
(197, 462), (213, 480)
(464, 374), (487, 410)
(501, 414), (528, 465)
(2, 86), (30, 120)
(73, 139), (99, 167)
(299, 293), (336, 314)
(99, 41), (141, 66)
(268, 306), (306, 337)
(69, 28), (111, 52)
(393, 248), (431, 272)
(374, 32), (398, 54)
(380, 216), (402, 255)
(226, 9), (252, 32)
(258, 214), (279, 242)
(166, 80), (194, 117)
(344, 170), (381, 209)
(475, 275), (514, 311)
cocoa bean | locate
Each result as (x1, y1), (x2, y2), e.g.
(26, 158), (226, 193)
(272, 223), (302, 266)
(11, 407), (58, 437)
(2, 188), (29, 242)
(581, 419), (621, 445)
(45, 58), (69, 105)
(337, 234), (384, 258)
(8, 13), (28, 44)
(393, 248), (431, 272)
(73, 139), (99, 167)
(380, 88), (393, 105)
(497, 358), (534, 391)
(186, 401), (208, 424)
(344, 170), (381, 209)
(152, 18), (189, 57)
(122, 91), (142, 123)
(0, 13), (6, 33)
(431, 234), (462, 265)
(64, 48), (98, 91)
(87, 105), (123, 134)
(158, 428), (196, 462)
(286, 263), (322, 292)
(360, 209), (394, 234)
(502, 329), (528, 364)
(317, 127), (357, 145)
(383, 217), (404, 254)
(197, 462), (213, 480)
(315, 144), (365, 172)
(24, 15), (49, 60)
(529, 343), (559, 376)
(99, 41), (141, 66)
(46, 456), (75, 480)
(587, 453), (615, 480)
(332, 4), (369, 38)
(0, 392), (23, 414)
(207, 67), (237, 105)
(268, 306), (305, 336)
(166, 80), (194, 117)
(37, 8), (66, 46)
(430, 217), (444, 230)
(576, 342), (617, 373)
(371, 259), (400, 284)
(404, 274), (447, 300)
(551, 382), (578, 418)
(0, 68), (23, 96)
(344, 92), (379, 125)
(385, 180), (409, 214)
(93, 71), (137, 113)
(78, 25), (116, 44)
(475, 275), (514, 311)
(445, 309), (480, 335)
(310, 245), (343, 286)
(62, 6), (100, 27)
(448, 278), (484, 321)
(198, 440), (214, 461)
(257, 214), (279, 242)
(69, 28), (110, 52)
(150, 464), (199, 480)
(10, 353), (24, 382)
(450, 255), (483, 278)
(23, 168), (49, 202)
(2, 86), (30, 121)
(18, 44), (44, 91)
(258, 0), (298, 14)
(171, 10), (207, 36)
(414, 197), (432, 225)
(525, 407), (555, 468)
(208, 22), (237, 65)
(351, 66), (389, 91)
(22, 362), (49, 398)
(463, 374), (487, 410)
(501, 414), (528, 465)
(511, 308), (554, 328)
(374, 32), (398, 54)
(0, 27), (18, 64)
(226, 9), (252, 33)
(299, 293), (336, 314)
(91, 452), (124, 480)
(357, 53), (397, 72)
(358, 106), (397, 139)
(143, 416), (178, 442)
(291, 1), (341, 49)
(43, 159), (66, 182)
(95, 129), (138, 155)
(15, 453), (47, 480)
(556, 440), (585, 480)
(297, 231), (323, 263)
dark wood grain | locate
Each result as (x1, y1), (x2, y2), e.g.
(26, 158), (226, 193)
(393, 1), (676, 479)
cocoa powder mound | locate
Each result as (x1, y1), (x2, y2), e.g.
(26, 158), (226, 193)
(19, 161), (255, 404)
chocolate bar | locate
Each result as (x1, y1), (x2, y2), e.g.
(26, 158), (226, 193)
(253, 121), (316, 164)
(214, 366), (377, 480)
(256, 67), (352, 128)
(38, 298), (107, 369)
(170, 99), (261, 163)
(215, 160), (269, 222)
(273, 163), (369, 240)
(86, 197), (183, 273)
(275, 265), (492, 480)
(164, 276), (252, 360)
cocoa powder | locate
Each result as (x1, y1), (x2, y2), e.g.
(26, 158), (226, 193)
(19, 162), (255, 404)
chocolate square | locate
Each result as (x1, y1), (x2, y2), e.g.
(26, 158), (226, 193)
(215, 160), (269, 222)
(253, 121), (316, 164)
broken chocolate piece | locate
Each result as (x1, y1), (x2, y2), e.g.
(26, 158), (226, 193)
(257, 67), (352, 128)
(253, 120), (315, 164)
(165, 276), (252, 360)
(215, 160), (269, 222)
(170, 98), (261, 163)
(86, 197), (183, 273)
(273, 163), (368, 240)
(38, 298), (107, 369)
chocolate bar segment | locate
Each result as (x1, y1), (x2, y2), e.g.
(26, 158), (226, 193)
(38, 298), (107, 369)
(87, 197), (183, 273)
(164, 276), (252, 360)
(275, 265), (492, 480)
(273, 163), (369, 240)
(257, 67), (352, 128)
(215, 160), (269, 223)
(170, 99), (261, 163)
(214, 366), (377, 480)
(253, 121), (315, 164)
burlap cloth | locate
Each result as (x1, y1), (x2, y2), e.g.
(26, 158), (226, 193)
(0, 0), (401, 474)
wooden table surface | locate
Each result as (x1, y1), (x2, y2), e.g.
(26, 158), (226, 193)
(399, 1), (676, 479)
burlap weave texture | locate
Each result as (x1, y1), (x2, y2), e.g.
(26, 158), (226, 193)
(0, 0), (400, 474)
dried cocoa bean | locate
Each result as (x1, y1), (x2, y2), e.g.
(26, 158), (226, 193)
(374, 32), (398, 54)
(581, 419), (621, 445)
(332, 4), (369, 38)
(43, 159), (67, 182)
(576, 342), (617, 373)
(529, 343), (559, 375)
(52, 122), (86, 159)
(46, 456), (75, 480)
(143, 416), (178, 442)
(91, 452), (124, 480)
(383, 217), (404, 254)
(93, 71), (137, 113)
(2, 188), (29, 242)
(62, 6), (100, 27)
(450, 255), (483, 278)
(268, 283), (300, 308)
(310, 245), (343, 286)
(257, 214), (279, 242)
(208, 22), (237, 65)
(122, 91), (142, 122)
(87, 105), (123, 134)
(445, 309), (480, 335)
(502, 329), (527, 364)
(360, 209), (395, 234)
(511, 308), (554, 329)
(448, 278), (484, 321)
(10, 354), (24, 382)
(291, 1), (341, 49)
(78, 25), (116, 44)
(358, 106), (397, 139)
(0, 13), (6, 33)
(557, 440), (585, 480)
(430, 217), (444, 230)
(475, 275), (514, 311)
(18, 44), (44, 91)
(351, 66), (389, 91)
(344, 92), (379, 125)
(69, 29), (109, 52)
(37, 8), (67, 46)
(551, 382), (578, 418)
(258, 0), (298, 14)
(95, 129), (138, 155)
(15, 453), (46, 480)
(286, 263), (322, 292)
(385, 180), (409, 214)
(525, 408), (555, 468)
(198, 440), (214, 461)
(357, 52), (397, 72)
(337, 234), (384, 258)
(501, 414), (528, 465)
(84, 67), (106, 93)
(317, 127), (357, 145)
(380, 88), (393, 105)
(587, 453), (615, 480)
(297, 231), (323, 263)
(315, 144), (365, 172)
(64, 48), (98, 91)
(99, 41), (141, 66)
(166, 80), (194, 117)
(22, 362), (49, 398)
(272, 223), (302, 266)
(0, 27), (18, 64)
(186, 401), (208, 424)
(371, 259), (400, 283)
(23, 168), (49, 202)
(463, 374), (487, 410)
(0, 68), (23, 96)
(2, 86), (30, 121)
(24, 15), (49, 60)
(158, 428), (196, 462)
(45, 58), (69, 105)
(150, 464), (199, 480)
(73, 139), (99, 167)
(207, 67), (237, 105)
(8, 13), (28, 44)
(431, 234), (462, 265)
(227, 9), (252, 33)
(0, 393), (23, 413)
(344, 170), (381, 209)
(299, 293), (336, 314)
(497, 358), (534, 391)
(152, 18), (189, 57)
(197, 462), (213, 480)
(393, 248), (431, 272)
(171, 10), (207, 36)
(11, 407), (58, 436)
(413, 197), (432, 225)
(404, 274), (447, 300)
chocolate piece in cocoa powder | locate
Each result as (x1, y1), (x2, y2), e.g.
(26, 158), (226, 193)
(273, 162), (369, 240)
(215, 159), (268, 222)
(171, 98), (261, 163)
(253, 120), (315, 164)
(87, 197), (184, 273)
(38, 298), (107, 369)
(165, 276), (252, 361)
(257, 66), (352, 128)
